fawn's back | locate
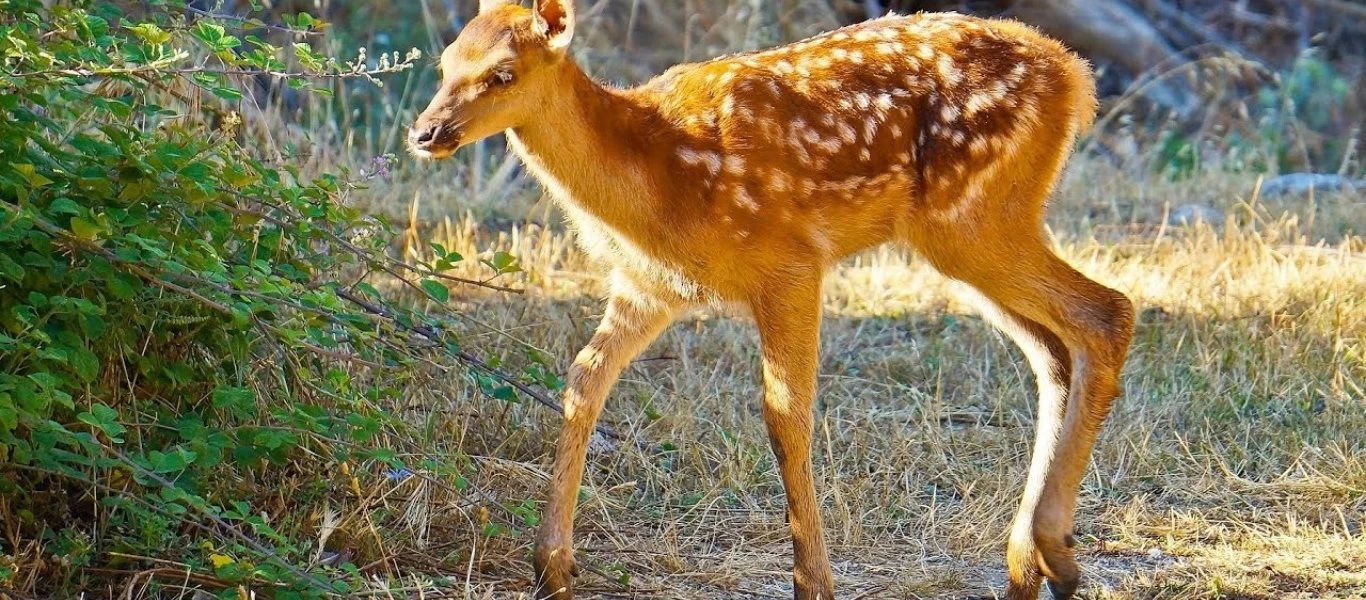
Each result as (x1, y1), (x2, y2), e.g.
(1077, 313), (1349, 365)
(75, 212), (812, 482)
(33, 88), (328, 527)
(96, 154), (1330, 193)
(596, 13), (1097, 300)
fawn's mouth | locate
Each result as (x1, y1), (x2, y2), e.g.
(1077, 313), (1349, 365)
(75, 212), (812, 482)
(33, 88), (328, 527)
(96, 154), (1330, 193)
(407, 123), (463, 159)
(409, 144), (459, 160)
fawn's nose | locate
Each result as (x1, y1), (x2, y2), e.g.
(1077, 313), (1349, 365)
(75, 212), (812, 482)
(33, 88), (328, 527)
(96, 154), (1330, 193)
(408, 123), (442, 148)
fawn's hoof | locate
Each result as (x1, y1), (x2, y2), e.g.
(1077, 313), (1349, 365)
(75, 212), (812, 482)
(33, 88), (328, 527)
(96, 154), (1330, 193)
(1005, 573), (1079, 600)
(1006, 531), (1081, 600)
(1046, 577), (1079, 600)
(792, 570), (836, 600)
(532, 545), (577, 600)
(793, 587), (836, 600)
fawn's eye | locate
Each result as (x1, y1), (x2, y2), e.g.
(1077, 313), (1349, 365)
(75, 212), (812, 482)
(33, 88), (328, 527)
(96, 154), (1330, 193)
(488, 69), (514, 86)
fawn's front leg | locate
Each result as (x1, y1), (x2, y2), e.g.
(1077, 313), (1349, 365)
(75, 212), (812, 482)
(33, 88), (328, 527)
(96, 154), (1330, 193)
(753, 279), (836, 600)
(533, 287), (675, 600)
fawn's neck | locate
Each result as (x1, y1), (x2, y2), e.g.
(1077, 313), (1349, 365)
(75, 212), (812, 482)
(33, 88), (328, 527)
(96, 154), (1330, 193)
(506, 62), (662, 243)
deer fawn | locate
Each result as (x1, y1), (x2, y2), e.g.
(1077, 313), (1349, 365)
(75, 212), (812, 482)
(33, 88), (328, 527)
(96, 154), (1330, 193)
(409, 1), (1134, 598)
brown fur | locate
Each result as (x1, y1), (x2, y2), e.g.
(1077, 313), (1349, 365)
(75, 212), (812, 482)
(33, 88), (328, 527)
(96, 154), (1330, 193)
(410, 2), (1134, 599)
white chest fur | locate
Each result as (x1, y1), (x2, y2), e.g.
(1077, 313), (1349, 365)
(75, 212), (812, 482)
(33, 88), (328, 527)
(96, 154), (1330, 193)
(505, 133), (711, 303)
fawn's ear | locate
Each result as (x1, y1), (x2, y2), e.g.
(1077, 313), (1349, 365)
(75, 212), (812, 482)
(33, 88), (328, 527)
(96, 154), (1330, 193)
(478, 0), (515, 13)
(532, 0), (575, 52)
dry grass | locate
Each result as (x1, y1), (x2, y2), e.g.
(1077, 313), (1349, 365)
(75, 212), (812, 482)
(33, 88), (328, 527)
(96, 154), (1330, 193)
(318, 154), (1366, 599)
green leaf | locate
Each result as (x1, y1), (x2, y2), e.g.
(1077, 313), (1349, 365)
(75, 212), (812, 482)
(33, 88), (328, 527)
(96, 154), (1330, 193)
(48, 198), (82, 215)
(127, 23), (171, 45)
(193, 21), (226, 46)
(13, 164), (53, 188)
(211, 86), (243, 101)
(484, 251), (522, 275)
(77, 403), (127, 441)
(420, 279), (449, 303)
(69, 347), (100, 382)
(212, 387), (255, 413)
(70, 216), (101, 241)
(0, 394), (17, 433)
(0, 254), (22, 282)
(107, 272), (140, 299)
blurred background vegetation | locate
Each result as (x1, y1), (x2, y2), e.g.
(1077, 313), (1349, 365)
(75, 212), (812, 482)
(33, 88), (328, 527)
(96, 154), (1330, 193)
(1, 1), (1362, 599)
(214, 0), (1365, 222)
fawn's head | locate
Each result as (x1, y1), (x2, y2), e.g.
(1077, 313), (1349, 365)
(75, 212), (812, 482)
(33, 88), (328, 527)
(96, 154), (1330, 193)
(408, 0), (576, 159)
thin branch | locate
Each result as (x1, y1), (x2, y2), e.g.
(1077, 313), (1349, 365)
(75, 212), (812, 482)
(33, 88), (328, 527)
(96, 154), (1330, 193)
(215, 195), (524, 294)
(455, 349), (621, 440)
(106, 448), (344, 594)
(334, 289), (622, 440)
(181, 5), (322, 37)
(7, 62), (411, 82)
(3, 200), (234, 314)
(9, 463), (331, 594)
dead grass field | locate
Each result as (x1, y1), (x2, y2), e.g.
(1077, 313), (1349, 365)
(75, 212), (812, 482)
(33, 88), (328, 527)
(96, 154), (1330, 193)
(323, 155), (1366, 599)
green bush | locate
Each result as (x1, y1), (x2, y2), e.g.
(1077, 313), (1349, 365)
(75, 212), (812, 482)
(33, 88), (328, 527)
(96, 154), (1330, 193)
(0, 1), (536, 596)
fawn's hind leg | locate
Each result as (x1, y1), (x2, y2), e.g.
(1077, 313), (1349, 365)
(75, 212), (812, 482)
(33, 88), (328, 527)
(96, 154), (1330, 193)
(965, 290), (1073, 599)
(913, 227), (1134, 600)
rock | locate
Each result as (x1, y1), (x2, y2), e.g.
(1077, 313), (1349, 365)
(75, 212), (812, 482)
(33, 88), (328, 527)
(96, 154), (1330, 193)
(1167, 203), (1224, 226)
(1258, 173), (1365, 198)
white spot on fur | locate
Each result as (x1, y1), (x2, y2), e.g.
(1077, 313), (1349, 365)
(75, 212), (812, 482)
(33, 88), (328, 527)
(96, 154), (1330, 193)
(733, 186), (760, 212)
(836, 121), (857, 144)
(815, 135), (842, 154)
(970, 136), (990, 154)
(937, 54), (963, 85)
(769, 170), (793, 193)
(720, 95), (735, 117)
(678, 147), (721, 175)
(965, 93), (996, 116)
(724, 155), (745, 175)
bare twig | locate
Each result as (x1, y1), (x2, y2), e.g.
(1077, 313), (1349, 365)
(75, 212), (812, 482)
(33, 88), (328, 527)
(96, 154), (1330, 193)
(334, 288), (622, 440)
(106, 448), (344, 594)
(215, 194), (524, 294)
(2, 201), (234, 314)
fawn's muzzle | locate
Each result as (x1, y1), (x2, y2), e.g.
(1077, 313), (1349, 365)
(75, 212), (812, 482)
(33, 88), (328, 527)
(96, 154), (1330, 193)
(408, 123), (460, 155)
